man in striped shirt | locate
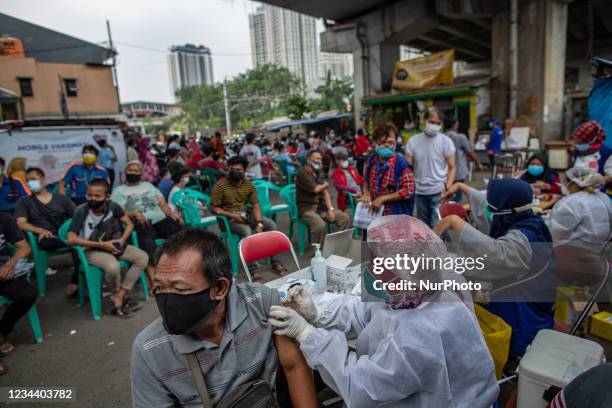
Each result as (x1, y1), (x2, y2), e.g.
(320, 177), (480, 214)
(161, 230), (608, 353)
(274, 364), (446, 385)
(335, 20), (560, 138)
(131, 229), (316, 407)
(211, 156), (288, 281)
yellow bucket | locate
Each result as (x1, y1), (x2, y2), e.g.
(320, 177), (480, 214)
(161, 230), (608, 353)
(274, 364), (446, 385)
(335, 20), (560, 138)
(475, 304), (512, 379)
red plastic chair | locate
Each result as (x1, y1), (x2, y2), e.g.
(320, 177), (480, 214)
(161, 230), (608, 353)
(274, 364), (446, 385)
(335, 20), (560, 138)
(238, 231), (301, 282)
(438, 201), (468, 221)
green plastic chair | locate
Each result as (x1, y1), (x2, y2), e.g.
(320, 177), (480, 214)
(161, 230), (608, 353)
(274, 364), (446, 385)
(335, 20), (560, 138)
(172, 189), (240, 276)
(202, 168), (223, 195)
(345, 193), (360, 237)
(26, 231), (72, 297)
(254, 181), (289, 222)
(279, 184), (310, 256)
(172, 189), (217, 229)
(58, 220), (149, 320)
(0, 243), (43, 343)
(276, 161), (298, 184)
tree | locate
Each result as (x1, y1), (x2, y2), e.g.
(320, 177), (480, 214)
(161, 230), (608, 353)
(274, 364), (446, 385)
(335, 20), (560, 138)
(281, 94), (310, 120)
(310, 74), (354, 113)
(173, 63), (303, 131)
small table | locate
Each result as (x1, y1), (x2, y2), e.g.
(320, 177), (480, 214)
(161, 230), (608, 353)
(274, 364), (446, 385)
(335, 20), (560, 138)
(265, 267), (312, 290)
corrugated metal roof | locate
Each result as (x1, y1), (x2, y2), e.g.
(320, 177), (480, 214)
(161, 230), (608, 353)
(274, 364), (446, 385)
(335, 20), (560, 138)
(0, 13), (115, 64)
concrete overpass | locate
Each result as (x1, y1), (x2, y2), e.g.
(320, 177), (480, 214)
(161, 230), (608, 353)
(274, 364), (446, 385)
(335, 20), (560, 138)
(261, 0), (612, 140)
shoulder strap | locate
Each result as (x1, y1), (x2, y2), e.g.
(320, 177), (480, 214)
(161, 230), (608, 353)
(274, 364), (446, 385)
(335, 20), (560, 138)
(186, 352), (213, 408)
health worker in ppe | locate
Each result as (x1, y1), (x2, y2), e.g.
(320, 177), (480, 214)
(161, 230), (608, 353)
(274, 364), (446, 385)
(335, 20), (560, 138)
(434, 179), (556, 358)
(269, 215), (499, 408)
(551, 166), (612, 253)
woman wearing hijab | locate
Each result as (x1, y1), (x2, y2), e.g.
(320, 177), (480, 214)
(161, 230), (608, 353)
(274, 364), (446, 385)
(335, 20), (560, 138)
(435, 179), (556, 359)
(551, 166), (612, 253)
(136, 139), (160, 183)
(269, 215), (498, 407)
(519, 153), (561, 194)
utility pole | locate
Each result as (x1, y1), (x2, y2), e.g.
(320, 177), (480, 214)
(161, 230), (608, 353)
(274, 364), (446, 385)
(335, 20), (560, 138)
(106, 20), (121, 113)
(223, 78), (231, 139)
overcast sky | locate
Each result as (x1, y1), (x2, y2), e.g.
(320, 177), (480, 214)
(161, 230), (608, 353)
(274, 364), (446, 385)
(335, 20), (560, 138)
(2, 0), (262, 103)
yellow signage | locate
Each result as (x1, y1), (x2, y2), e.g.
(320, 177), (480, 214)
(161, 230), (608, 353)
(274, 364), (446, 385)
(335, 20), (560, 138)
(392, 49), (455, 90)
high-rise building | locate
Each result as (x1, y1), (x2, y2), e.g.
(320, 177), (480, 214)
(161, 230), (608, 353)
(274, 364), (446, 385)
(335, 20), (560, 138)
(318, 51), (353, 80)
(167, 44), (214, 98)
(248, 4), (318, 86)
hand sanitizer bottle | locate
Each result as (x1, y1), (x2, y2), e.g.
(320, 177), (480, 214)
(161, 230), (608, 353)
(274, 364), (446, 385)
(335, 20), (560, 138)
(311, 243), (327, 293)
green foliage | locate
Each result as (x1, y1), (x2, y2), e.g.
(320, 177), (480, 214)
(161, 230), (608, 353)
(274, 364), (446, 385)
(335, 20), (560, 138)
(173, 64), (354, 132)
(310, 75), (354, 113)
(174, 63), (301, 131)
(281, 94), (310, 120)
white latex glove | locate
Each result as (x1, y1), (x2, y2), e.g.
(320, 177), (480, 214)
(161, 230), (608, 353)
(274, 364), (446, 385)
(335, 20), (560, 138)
(284, 284), (321, 324)
(268, 305), (314, 343)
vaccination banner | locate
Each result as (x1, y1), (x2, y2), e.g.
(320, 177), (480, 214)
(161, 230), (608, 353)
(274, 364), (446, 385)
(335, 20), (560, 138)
(392, 49), (455, 90)
(0, 126), (127, 185)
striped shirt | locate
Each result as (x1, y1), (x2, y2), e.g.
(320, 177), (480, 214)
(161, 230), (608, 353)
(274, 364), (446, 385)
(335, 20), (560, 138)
(210, 178), (258, 213)
(131, 283), (281, 407)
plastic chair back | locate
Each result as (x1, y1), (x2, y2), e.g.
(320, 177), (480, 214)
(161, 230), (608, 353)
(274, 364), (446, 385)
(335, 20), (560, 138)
(279, 184), (298, 220)
(255, 184), (272, 213)
(239, 231), (300, 282)
(173, 188), (211, 227)
(438, 201), (468, 221)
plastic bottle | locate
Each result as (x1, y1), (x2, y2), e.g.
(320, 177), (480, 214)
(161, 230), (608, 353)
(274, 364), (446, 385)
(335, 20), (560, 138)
(311, 243), (327, 293)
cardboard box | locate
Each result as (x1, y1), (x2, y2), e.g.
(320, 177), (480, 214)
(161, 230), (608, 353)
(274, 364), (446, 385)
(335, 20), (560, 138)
(554, 287), (599, 326)
(326, 255), (354, 292)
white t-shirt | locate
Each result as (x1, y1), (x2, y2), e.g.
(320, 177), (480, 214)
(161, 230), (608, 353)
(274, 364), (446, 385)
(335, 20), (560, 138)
(405, 132), (456, 195)
(240, 144), (262, 179)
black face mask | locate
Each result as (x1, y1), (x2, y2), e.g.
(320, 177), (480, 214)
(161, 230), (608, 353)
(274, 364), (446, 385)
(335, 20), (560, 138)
(126, 173), (141, 183)
(228, 170), (244, 182)
(155, 287), (220, 335)
(87, 199), (106, 210)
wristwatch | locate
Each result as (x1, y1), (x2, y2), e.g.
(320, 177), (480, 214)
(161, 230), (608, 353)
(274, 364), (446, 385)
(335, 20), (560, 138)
(328, 207), (335, 211)
(256, 222), (264, 228)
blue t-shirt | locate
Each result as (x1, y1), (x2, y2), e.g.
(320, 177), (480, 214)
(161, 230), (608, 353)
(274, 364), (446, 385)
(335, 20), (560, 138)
(0, 177), (29, 212)
(98, 147), (115, 170)
(486, 127), (503, 154)
(63, 162), (109, 199)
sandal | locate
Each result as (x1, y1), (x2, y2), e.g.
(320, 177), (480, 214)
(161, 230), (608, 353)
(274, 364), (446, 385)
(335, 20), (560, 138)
(272, 263), (289, 277)
(109, 306), (133, 319)
(0, 361), (7, 376)
(65, 284), (79, 299)
(123, 298), (142, 312)
(0, 338), (14, 356)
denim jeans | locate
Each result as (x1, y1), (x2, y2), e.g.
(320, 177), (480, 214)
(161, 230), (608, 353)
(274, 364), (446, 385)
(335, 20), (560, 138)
(415, 193), (441, 229)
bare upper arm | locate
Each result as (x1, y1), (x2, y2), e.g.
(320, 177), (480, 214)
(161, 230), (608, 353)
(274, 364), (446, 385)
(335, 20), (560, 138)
(274, 335), (307, 370)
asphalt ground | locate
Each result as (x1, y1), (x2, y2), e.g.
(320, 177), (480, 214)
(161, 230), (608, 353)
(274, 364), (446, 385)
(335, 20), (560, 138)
(1, 173), (610, 407)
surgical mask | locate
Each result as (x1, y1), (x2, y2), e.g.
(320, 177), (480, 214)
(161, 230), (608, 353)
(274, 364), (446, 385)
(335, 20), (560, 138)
(125, 173), (141, 183)
(339, 161), (349, 169)
(483, 202), (494, 222)
(155, 287), (220, 335)
(182, 177), (190, 185)
(527, 165), (544, 176)
(27, 179), (42, 193)
(310, 161), (321, 170)
(87, 199), (106, 210)
(484, 200), (534, 220)
(376, 147), (394, 159)
(424, 122), (441, 137)
(228, 170), (244, 182)
(83, 153), (96, 165)
(575, 143), (591, 152)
